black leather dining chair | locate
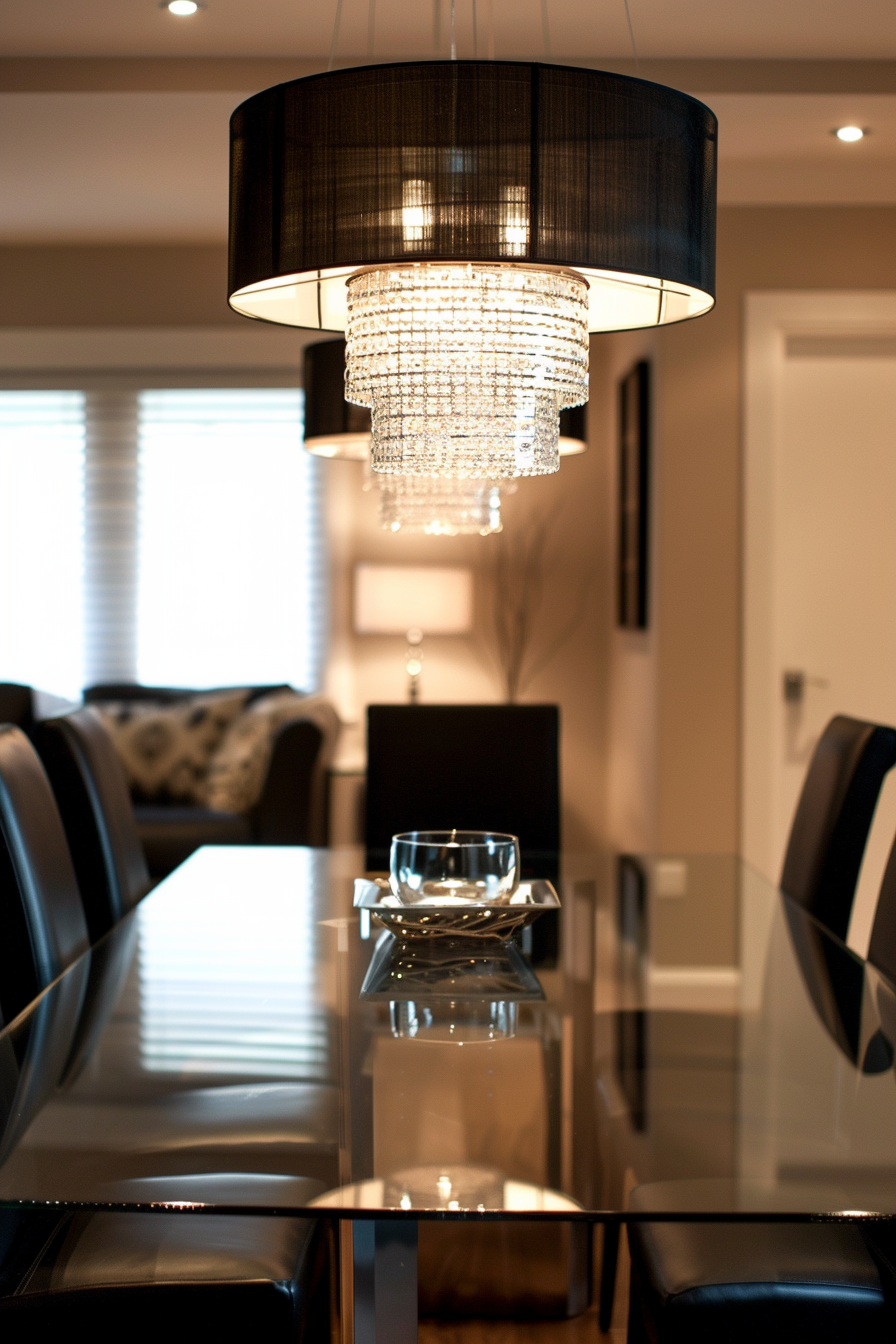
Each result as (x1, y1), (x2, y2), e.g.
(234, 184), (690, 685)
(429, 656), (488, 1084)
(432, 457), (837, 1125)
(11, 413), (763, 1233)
(366, 703), (561, 961)
(365, 703), (561, 876)
(780, 714), (896, 939)
(0, 724), (332, 1342)
(623, 714), (896, 1343)
(34, 708), (152, 943)
(867, 827), (896, 989)
(0, 725), (89, 1023)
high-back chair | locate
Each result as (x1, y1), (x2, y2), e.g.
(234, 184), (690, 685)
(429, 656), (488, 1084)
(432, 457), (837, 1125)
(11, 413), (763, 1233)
(34, 708), (151, 942)
(366, 703), (561, 963)
(622, 714), (896, 1344)
(0, 731), (332, 1341)
(0, 685), (34, 735)
(866, 825), (896, 988)
(0, 726), (89, 1023)
(365, 703), (561, 875)
(780, 715), (896, 939)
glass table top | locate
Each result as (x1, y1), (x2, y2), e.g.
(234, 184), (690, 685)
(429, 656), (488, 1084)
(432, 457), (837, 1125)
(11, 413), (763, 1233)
(1, 845), (896, 1223)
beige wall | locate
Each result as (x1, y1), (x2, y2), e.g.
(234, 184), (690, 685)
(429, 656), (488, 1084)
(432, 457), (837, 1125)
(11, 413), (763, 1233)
(608, 205), (896, 856)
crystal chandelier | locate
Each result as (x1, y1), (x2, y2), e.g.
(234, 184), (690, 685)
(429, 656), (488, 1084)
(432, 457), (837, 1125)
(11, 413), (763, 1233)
(346, 263), (588, 478)
(231, 63), (717, 479)
(303, 338), (573, 536)
(377, 475), (504, 536)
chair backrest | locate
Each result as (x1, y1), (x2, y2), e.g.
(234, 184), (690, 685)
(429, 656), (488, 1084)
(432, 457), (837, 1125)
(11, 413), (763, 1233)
(35, 709), (150, 942)
(365, 704), (561, 877)
(780, 715), (896, 939)
(867, 833), (896, 986)
(0, 726), (89, 1023)
(0, 684), (34, 733)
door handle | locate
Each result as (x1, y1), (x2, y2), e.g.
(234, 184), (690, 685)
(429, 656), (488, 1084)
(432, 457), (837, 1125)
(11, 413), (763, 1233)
(783, 670), (829, 704)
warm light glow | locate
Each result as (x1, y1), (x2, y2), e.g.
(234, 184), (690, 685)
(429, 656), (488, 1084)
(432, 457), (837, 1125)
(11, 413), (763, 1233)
(346, 262), (589, 478)
(834, 125), (865, 142)
(401, 179), (433, 248)
(230, 266), (713, 334)
(502, 186), (529, 256)
(354, 563), (473, 634)
(167, 0), (199, 14)
(303, 432), (370, 461)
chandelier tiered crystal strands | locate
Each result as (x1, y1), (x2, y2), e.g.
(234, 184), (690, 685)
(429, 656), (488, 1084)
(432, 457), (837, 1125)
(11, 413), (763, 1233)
(302, 338), (508, 534)
(230, 62), (717, 479)
(344, 262), (589, 477)
(303, 337), (588, 468)
(377, 475), (504, 536)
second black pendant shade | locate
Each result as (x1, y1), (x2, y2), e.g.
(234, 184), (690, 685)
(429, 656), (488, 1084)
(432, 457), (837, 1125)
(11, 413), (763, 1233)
(302, 338), (587, 459)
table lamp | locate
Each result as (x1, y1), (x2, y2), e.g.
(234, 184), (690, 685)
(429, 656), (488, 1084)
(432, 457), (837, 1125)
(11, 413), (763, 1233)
(354, 563), (473, 702)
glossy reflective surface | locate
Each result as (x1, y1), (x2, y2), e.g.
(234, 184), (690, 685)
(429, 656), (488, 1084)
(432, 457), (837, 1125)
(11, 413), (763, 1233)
(2, 847), (896, 1222)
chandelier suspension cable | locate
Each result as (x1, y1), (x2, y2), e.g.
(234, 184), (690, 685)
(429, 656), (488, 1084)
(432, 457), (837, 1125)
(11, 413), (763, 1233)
(486, 0), (494, 57)
(472, 0), (478, 57)
(367, 0), (376, 58)
(621, 0), (639, 73)
(327, 0), (344, 71)
(450, 0), (457, 58)
(433, 0), (441, 54)
(540, 0), (551, 58)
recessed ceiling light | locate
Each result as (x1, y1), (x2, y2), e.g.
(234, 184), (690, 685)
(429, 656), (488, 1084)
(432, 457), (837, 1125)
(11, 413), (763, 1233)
(165, 0), (201, 15)
(834, 125), (867, 143)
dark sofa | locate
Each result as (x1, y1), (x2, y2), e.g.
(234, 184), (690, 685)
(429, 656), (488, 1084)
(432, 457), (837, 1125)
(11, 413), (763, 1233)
(82, 683), (334, 878)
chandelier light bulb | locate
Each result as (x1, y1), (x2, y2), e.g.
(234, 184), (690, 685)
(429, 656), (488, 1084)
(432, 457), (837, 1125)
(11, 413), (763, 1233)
(834, 125), (865, 142)
(167, 0), (200, 14)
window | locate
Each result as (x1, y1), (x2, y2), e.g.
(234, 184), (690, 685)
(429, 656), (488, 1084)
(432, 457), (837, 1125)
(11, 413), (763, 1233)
(0, 383), (324, 698)
(136, 389), (324, 690)
(0, 392), (85, 699)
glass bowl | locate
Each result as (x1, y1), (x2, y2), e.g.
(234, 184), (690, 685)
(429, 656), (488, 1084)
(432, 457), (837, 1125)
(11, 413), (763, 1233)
(389, 830), (520, 906)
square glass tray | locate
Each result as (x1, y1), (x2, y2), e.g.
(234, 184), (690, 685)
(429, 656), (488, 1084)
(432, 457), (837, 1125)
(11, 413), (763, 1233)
(353, 877), (560, 939)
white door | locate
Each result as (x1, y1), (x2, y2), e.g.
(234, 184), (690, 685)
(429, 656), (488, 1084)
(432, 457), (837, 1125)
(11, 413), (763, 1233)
(743, 293), (896, 955)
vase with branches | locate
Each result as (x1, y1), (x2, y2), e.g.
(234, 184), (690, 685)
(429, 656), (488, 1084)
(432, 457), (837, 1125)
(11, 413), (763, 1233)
(480, 500), (591, 703)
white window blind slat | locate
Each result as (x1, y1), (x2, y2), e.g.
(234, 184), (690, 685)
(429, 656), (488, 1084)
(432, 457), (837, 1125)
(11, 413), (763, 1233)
(84, 391), (139, 685)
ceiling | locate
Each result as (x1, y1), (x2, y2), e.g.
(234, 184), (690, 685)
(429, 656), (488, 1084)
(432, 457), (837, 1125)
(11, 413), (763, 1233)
(3, 0), (896, 61)
(1, 2), (894, 243)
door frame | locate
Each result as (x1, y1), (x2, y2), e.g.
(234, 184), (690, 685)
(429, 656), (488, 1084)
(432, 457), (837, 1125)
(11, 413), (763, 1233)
(742, 291), (896, 880)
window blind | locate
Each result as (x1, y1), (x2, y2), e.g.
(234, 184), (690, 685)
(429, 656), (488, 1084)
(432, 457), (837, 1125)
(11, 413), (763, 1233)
(0, 391), (85, 699)
(136, 388), (324, 691)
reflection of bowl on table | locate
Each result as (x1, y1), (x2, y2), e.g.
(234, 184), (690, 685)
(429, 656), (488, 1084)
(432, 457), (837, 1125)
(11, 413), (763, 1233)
(390, 999), (518, 1041)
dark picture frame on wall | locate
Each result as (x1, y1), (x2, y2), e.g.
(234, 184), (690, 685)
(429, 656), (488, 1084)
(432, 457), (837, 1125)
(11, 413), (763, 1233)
(617, 359), (651, 629)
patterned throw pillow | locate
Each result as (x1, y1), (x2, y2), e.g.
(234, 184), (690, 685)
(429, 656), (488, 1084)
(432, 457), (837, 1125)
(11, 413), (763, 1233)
(203, 691), (339, 815)
(94, 689), (250, 805)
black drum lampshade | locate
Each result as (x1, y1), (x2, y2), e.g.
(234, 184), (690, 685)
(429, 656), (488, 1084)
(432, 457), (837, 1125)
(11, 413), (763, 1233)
(303, 338), (371, 461)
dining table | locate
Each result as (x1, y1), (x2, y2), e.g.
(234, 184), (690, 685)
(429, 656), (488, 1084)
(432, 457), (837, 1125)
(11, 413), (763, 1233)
(2, 844), (896, 1343)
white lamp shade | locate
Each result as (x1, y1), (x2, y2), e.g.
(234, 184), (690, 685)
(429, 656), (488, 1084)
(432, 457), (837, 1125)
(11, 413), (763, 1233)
(354, 564), (473, 635)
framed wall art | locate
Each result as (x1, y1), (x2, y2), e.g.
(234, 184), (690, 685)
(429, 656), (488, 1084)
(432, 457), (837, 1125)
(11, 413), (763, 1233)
(617, 359), (651, 629)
